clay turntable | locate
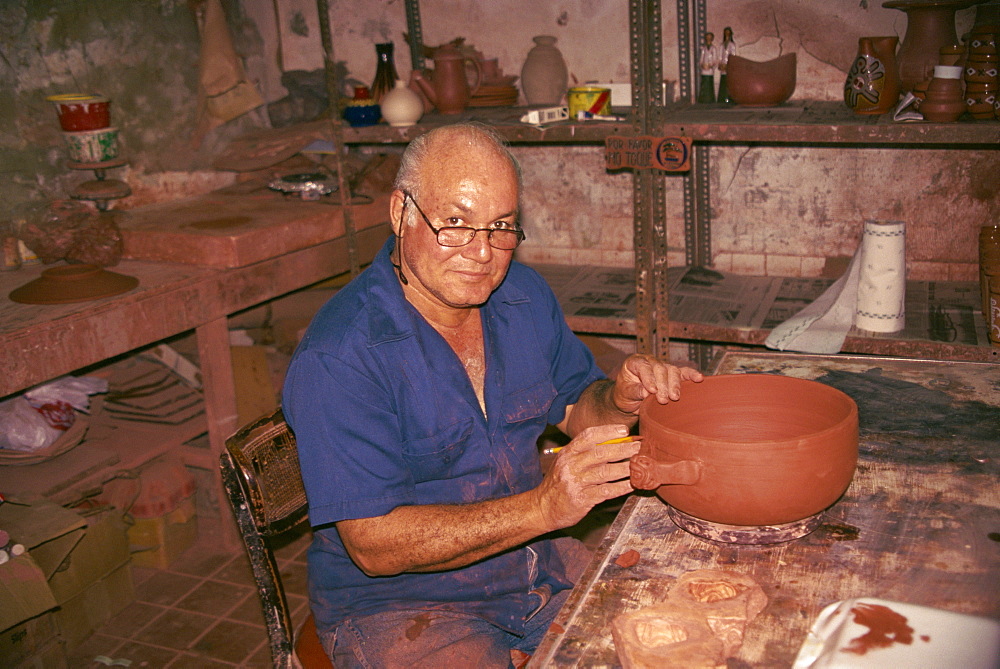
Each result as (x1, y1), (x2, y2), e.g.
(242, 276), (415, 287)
(631, 374), (858, 544)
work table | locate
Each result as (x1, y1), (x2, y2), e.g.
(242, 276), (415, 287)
(1, 190), (392, 543)
(530, 351), (1000, 667)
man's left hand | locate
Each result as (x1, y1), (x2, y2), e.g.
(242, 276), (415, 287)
(611, 354), (703, 415)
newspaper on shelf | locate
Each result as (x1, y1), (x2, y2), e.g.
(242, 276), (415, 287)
(535, 264), (988, 347)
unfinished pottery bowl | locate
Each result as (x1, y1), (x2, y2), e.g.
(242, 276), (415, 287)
(632, 374), (858, 529)
(726, 53), (797, 106)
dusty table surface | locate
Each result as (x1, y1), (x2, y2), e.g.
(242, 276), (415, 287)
(530, 351), (1000, 668)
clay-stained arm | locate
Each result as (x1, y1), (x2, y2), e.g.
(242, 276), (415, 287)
(338, 423), (638, 576)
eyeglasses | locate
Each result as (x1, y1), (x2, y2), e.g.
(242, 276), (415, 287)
(403, 191), (525, 251)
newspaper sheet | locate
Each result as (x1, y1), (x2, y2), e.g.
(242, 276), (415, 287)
(534, 264), (989, 347)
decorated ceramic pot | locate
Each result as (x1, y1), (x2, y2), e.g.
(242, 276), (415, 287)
(965, 82), (997, 118)
(632, 374), (858, 527)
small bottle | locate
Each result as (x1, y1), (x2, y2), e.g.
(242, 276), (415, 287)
(371, 42), (399, 104)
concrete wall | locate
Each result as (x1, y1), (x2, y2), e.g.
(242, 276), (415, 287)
(3, 0), (998, 280)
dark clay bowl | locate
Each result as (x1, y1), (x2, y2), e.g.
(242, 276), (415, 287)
(727, 53), (797, 106)
(632, 374), (858, 526)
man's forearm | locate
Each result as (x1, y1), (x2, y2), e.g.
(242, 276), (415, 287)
(337, 488), (550, 576)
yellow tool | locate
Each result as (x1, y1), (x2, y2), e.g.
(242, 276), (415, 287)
(545, 435), (638, 455)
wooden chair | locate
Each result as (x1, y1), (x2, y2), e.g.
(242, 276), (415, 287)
(220, 407), (332, 668)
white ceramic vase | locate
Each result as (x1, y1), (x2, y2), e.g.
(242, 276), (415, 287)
(520, 35), (568, 105)
(380, 80), (423, 127)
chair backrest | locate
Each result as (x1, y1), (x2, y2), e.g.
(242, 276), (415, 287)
(220, 407), (308, 668)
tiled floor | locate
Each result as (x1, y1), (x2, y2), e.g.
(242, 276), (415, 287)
(62, 452), (616, 669)
(67, 522), (313, 668)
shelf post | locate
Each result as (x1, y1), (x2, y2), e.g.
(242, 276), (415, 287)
(404, 0), (425, 72)
(630, 0), (670, 357)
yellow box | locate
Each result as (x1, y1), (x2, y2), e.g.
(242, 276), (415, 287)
(567, 86), (611, 118)
(127, 495), (198, 569)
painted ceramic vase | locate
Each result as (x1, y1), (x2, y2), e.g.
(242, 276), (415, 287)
(632, 374), (858, 528)
(964, 81), (997, 118)
(964, 52), (999, 85)
(520, 35), (568, 106)
(968, 24), (998, 56)
(845, 36), (901, 114)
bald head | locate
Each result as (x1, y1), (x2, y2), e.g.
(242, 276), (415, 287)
(393, 123), (522, 200)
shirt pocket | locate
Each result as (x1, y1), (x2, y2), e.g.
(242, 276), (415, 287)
(401, 418), (473, 483)
(502, 380), (557, 424)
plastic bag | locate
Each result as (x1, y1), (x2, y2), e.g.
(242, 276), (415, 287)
(0, 397), (63, 452)
(25, 376), (108, 413)
(0, 375), (108, 452)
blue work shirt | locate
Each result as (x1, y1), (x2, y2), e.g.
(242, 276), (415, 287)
(282, 237), (605, 635)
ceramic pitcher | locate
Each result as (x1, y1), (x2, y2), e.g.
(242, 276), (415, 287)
(412, 44), (481, 114)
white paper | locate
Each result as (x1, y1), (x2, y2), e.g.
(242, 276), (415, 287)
(766, 219), (906, 353)
(854, 220), (906, 333)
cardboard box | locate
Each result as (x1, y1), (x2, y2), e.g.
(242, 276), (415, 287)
(11, 629), (66, 669)
(0, 501), (86, 583)
(52, 561), (133, 650)
(48, 507), (130, 604)
(0, 500), (83, 644)
(0, 501), (134, 655)
(0, 572), (56, 667)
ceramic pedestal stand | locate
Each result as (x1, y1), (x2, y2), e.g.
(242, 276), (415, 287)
(665, 505), (826, 545)
(68, 157), (131, 212)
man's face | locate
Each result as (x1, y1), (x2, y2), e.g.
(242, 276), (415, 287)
(392, 139), (519, 316)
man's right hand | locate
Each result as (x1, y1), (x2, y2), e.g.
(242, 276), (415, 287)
(532, 424), (641, 532)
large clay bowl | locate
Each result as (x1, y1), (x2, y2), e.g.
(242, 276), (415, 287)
(632, 374), (858, 526)
(726, 53), (797, 106)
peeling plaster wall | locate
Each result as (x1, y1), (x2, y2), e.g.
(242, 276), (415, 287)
(0, 0), (268, 214)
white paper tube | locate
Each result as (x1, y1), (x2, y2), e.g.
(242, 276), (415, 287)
(854, 219), (906, 333)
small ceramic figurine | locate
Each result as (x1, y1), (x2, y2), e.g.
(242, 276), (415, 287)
(698, 32), (721, 103)
(717, 27), (737, 103)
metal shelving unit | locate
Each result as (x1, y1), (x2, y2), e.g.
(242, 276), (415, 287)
(343, 0), (1000, 364)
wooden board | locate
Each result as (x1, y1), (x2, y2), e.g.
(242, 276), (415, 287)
(118, 186), (391, 268)
(530, 352), (1000, 668)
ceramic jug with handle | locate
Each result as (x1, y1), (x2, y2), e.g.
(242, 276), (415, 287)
(412, 43), (482, 114)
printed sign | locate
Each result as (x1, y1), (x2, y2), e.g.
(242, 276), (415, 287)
(604, 136), (692, 172)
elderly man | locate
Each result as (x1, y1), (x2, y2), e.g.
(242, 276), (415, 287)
(282, 122), (702, 667)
